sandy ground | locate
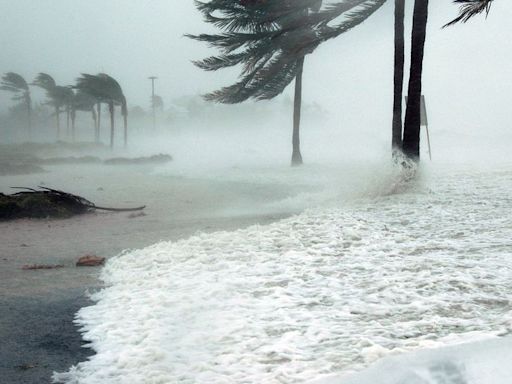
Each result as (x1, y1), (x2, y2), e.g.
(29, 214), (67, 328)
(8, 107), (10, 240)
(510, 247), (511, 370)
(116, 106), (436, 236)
(0, 163), (295, 384)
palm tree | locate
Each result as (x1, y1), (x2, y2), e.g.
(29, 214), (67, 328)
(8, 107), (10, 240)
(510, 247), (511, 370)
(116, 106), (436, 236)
(62, 87), (75, 140)
(0, 72), (32, 138)
(190, 0), (387, 166)
(392, 0), (405, 152)
(32, 73), (70, 140)
(75, 73), (128, 148)
(191, 0), (324, 166)
(445, 0), (494, 27)
(71, 90), (98, 142)
(402, 0), (429, 160)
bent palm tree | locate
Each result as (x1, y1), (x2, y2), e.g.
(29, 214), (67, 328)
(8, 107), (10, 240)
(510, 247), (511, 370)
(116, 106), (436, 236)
(75, 74), (128, 148)
(190, 0), (386, 166)
(62, 87), (75, 140)
(33, 73), (69, 140)
(72, 90), (98, 142)
(445, 0), (494, 27)
(0, 72), (32, 137)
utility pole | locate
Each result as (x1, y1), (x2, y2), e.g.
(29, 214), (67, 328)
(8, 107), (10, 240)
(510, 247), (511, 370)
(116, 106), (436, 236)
(148, 76), (157, 130)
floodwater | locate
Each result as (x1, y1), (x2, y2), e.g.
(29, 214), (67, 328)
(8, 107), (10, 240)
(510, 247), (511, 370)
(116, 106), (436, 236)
(52, 154), (512, 383)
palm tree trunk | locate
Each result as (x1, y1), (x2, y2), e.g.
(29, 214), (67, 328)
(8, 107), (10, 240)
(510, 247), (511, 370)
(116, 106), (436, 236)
(109, 102), (115, 149)
(91, 108), (97, 142)
(66, 107), (70, 140)
(392, 0), (405, 151)
(96, 103), (101, 143)
(291, 57), (305, 167)
(26, 98), (32, 141)
(403, 0), (429, 160)
(55, 107), (61, 141)
(71, 109), (76, 142)
(123, 111), (128, 148)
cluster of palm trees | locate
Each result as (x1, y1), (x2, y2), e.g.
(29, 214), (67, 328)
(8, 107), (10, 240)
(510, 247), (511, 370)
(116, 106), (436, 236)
(192, 0), (496, 165)
(0, 72), (128, 148)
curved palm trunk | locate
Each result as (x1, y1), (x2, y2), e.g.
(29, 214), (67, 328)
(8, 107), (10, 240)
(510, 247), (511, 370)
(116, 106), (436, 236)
(109, 102), (115, 149)
(26, 97), (32, 140)
(291, 57), (305, 167)
(91, 108), (97, 142)
(66, 106), (71, 140)
(96, 103), (101, 143)
(123, 111), (128, 148)
(392, 0), (405, 151)
(403, 0), (429, 161)
(71, 108), (76, 142)
(55, 106), (61, 140)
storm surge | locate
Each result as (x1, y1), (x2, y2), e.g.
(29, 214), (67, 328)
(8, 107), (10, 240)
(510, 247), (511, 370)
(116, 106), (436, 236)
(54, 163), (512, 384)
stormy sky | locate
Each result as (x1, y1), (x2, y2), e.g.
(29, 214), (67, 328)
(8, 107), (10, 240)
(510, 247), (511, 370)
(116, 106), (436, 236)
(1, 0), (511, 137)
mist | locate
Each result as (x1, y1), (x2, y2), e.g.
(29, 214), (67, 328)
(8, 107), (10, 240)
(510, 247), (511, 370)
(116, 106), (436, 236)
(1, 1), (512, 384)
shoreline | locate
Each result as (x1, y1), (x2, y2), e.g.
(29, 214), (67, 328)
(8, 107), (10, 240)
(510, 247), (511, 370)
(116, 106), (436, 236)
(1, 212), (289, 384)
(0, 162), (297, 384)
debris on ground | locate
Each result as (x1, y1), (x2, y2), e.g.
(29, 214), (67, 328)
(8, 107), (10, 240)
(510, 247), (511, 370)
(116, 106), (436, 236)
(76, 255), (105, 267)
(0, 186), (146, 220)
(22, 264), (65, 270)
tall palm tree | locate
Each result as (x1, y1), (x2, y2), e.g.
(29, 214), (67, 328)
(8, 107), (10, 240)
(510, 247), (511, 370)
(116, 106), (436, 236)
(72, 90), (98, 142)
(402, 0), (429, 160)
(190, 0), (386, 167)
(392, 0), (405, 152)
(75, 73), (128, 148)
(0, 72), (32, 138)
(191, 0), (324, 167)
(445, 0), (494, 27)
(32, 73), (69, 140)
(62, 87), (75, 140)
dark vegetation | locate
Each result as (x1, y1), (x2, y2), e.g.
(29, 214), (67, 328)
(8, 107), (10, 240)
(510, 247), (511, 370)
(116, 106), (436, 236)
(0, 187), (145, 220)
(0, 0), (496, 222)
(1, 72), (128, 148)
(189, 0), (386, 166)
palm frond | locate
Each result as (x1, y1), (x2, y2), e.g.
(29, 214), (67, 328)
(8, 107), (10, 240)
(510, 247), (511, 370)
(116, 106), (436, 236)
(190, 0), (385, 105)
(32, 73), (57, 91)
(444, 0), (494, 27)
(1, 72), (29, 92)
(317, 0), (387, 42)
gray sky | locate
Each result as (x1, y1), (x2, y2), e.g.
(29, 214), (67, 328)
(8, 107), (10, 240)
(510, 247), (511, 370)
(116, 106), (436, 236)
(1, 0), (511, 137)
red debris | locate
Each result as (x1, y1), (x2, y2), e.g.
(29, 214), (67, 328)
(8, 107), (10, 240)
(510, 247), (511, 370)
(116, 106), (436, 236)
(76, 255), (105, 267)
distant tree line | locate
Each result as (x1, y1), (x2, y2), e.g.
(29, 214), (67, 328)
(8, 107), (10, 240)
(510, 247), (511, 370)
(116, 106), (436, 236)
(1, 0), (495, 159)
(0, 72), (128, 148)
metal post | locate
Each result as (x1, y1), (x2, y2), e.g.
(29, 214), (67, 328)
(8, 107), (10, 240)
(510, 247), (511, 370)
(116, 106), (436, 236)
(148, 76), (157, 130)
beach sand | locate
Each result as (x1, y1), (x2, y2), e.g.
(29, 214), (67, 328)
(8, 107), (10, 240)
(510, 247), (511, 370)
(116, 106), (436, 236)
(0, 162), (294, 384)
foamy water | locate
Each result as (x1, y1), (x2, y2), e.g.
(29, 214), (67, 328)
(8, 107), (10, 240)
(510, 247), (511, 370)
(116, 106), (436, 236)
(54, 162), (512, 384)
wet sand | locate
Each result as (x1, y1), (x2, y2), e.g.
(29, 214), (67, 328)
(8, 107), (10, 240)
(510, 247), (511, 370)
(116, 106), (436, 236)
(0, 163), (295, 383)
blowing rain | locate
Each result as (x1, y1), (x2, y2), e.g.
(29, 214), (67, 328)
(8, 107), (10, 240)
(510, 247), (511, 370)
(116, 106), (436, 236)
(0, 1), (511, 384)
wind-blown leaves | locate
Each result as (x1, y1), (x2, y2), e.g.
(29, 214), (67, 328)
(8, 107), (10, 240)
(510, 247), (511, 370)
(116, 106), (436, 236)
(0, 72), (31, 103)
(444, 0), (494, 27)
(1, 73), (29, 93)
(75, 73), (127, 116)
(75, 73), (128, 147)
(0, 72), (32, 133)
(32, 73), (71, 110)
(317, 0), (387, 41)
(190, 0), (386, 104)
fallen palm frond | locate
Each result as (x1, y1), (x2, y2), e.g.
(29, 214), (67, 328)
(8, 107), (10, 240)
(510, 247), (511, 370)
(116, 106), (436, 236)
(0, 187), (145, 220)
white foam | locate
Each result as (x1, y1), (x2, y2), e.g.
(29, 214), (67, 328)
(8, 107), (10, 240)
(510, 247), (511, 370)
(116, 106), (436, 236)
(311, 336), (512, 384)
(54, 165), (512, 383)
